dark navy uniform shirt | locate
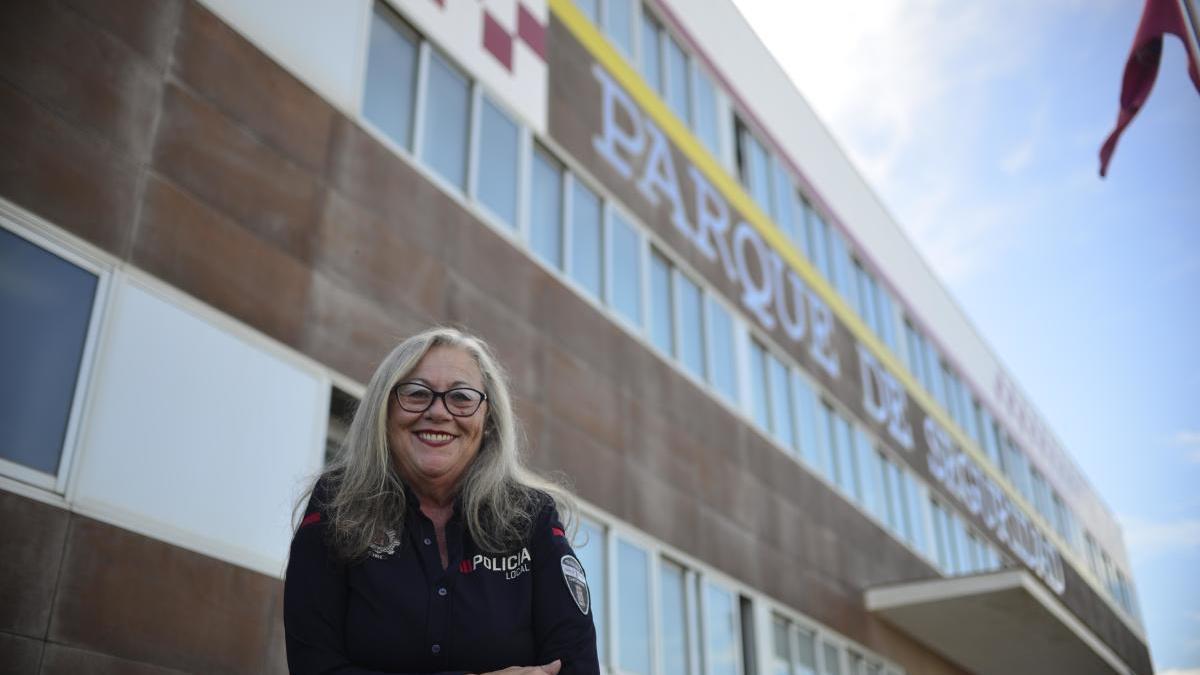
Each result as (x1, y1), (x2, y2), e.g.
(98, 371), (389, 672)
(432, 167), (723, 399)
(284, 483), (599, 675)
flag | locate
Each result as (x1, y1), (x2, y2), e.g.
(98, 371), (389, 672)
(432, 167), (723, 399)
(1099, 0), (1200, 177)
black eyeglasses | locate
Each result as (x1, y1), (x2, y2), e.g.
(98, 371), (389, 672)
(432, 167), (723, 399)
(394, 382), (488, 417)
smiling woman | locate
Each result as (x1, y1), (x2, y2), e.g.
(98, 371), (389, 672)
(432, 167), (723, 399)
(284, 327), (599, 675)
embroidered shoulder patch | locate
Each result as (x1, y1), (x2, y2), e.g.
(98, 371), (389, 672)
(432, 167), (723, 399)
(560, 555), (590, 615)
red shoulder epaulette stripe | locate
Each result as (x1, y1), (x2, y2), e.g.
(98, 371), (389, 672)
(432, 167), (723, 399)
(551, 526), (565, 537)
(301, 512), (321, 527)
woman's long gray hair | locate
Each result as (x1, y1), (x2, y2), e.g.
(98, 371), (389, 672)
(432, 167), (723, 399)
(302, 327), (575, 559)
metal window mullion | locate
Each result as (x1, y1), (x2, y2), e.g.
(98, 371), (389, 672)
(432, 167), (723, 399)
(411, 40), (432, 162)
(55, 262), (115, 495)
(467, 83), (483, 204)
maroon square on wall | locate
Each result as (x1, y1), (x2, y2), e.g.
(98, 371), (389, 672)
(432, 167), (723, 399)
(482, 11), (513, 70)
(517, 5), (546, 61)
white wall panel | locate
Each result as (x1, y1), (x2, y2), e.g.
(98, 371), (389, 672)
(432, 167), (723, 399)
(197, 0), (372, 115)
(71, 278), (328, 577)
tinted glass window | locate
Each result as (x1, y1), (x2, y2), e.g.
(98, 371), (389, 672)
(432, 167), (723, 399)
(793, 374), (820, 469)
(605, 0), (634, 57)
(363, 6), (419, 149)
(767, 352), (795, 451)
(570, 180), (603, 298)
(660, 560), (689, 675)
(608, 211), (642, 325)
(640, 14), (662, 93)
(530, 150), (563, 268)
(665, 36), (690, 122)
(420, 51), (470, 189)
(748, 341), (769, 430)
(677, 275), (705, 378)
(693, 67), (720, 155)
(704, 583), (739, 675)
(649, 250), (673, 354)
(477, 97), (519, 228)
(706, 297), (737, 401)
(576, 519), (607, 665)
(0, 228), (97, 475)
(617, 539), (651, 675)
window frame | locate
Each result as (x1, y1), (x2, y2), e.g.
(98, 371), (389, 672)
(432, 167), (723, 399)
(0, 212), (112, 495)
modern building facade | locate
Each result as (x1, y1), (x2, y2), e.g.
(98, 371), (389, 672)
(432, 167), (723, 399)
(0, 0), (1153, 673)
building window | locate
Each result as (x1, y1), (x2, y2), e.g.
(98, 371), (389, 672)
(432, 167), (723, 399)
(476, 96), (520, 228)
(574, 0), (599, 23)
(607, 210), (643, 326)
(692, 66), (721, 155)
(530, 147), (565, 269)
(569, 179), (603, 299)
(324, 387), (358, 465)
(649, 249), (674, 355)
(677, 273), (705, 379)
(827, 230), (855, 304)
(820, 640), (842, 675)
(420, 50), (472, 190)
(748, 341), (771, 430)
(792, 373), (820, 469)
(660, 559), (691, 675)
(772, 616), (792, 675)
(772, 161), (800, 247)
(0, 226), (100, 485)
(618, 538), (652, 675)
(705, 296), (737, 402)
(640, 12), (663, 93)
(829, 407), (860, 500)
(363, 3), (419, 150)
(767, 351), (796, 452)
(736, 118), (773, 216)
(577, 518), (608, 666)
(604, 0), (634, 57)
(665, 34), (690, 122)
(704, 582), (741, 675)
(806, 209), (832, 283)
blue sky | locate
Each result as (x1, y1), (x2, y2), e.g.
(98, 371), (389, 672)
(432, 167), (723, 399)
(730, 0), (1200, 671)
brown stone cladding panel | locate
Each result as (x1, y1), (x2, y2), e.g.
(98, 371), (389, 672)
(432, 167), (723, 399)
(0, 79), (141, 257)
(132, 174), (313, 349)
(0, 492), (71, 639)
(300, 270), (429, 384)
(48, 514), (280, 674)
(150, 83), (324, 265)
(59, 0), (184, 71)
(315, 189), (449, 324)
(171, 1), (335, 174)
(443, 273), (545, 404)
(325, 117), (452, 261)
(0, 0), (166, 164)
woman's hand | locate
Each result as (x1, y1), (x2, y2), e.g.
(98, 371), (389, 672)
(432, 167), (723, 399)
(477, 659), (563, 675)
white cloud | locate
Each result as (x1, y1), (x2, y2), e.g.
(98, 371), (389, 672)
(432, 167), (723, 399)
(1119, 515), (1200, 564)
(1171, 431), (1200, 463)
(730, 0), (1055, 285)
(1000, 137), (1036, 175)
(1158, 669), (1200, 675)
